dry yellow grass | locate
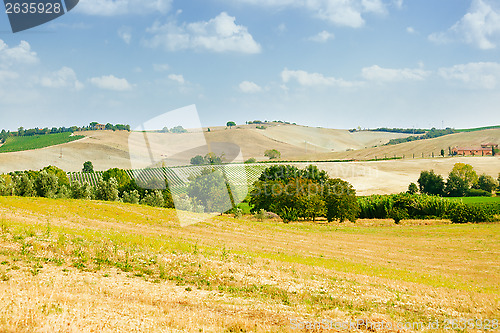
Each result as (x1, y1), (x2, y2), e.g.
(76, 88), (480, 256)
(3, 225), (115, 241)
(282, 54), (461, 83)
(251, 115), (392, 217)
(0, 197), (499, 332)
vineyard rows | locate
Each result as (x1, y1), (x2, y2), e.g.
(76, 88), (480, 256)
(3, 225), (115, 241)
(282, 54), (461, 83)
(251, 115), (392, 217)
(67, 164), (268, 189)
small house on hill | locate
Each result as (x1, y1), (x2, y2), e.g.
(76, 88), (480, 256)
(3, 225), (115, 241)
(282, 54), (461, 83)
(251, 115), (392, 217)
(95, 124), (106, 130)
(452, 143), (497, 156)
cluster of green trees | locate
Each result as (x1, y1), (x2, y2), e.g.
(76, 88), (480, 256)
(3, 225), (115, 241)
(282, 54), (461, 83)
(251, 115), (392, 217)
(159, 126), (187, 133)
(0, 166), (174, 209)
(411, 163), (499, 197)
(190, 153), (225, 165)
(0, 122), (131, 144)
(385, 128), (456, 146)
(249, 165), (359, 223)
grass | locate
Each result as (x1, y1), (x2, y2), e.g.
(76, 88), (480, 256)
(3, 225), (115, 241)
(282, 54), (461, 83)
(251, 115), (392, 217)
(0, 196), (499, 332)
(444, 196), (500, 204)
(0, 133), (84, 153)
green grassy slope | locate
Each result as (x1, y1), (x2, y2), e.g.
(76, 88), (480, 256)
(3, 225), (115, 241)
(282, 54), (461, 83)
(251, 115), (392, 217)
(0, 133), (84, 153)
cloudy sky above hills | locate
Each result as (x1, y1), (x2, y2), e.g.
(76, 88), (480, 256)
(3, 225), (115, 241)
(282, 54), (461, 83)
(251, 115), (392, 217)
(0, 0), (499, 130)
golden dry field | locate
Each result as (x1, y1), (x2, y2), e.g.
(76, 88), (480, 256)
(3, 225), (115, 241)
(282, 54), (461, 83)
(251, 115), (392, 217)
(0, 197), (498, 332)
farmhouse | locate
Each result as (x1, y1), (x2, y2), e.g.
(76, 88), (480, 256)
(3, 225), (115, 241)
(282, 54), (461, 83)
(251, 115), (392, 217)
(452, 143), (498, 156)
(95, 124), (106, 130)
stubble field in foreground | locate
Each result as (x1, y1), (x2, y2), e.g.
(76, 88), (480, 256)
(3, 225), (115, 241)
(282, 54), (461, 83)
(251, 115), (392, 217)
(0, 197), (498, 332)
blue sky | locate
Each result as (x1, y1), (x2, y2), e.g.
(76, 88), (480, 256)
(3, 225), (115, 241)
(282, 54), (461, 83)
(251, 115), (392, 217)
(0, 0), (499, 131)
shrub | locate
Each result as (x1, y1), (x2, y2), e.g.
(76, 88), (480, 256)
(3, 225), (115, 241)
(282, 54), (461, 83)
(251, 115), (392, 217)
(277, 207), (299, 223)
(388, 207), (409, 224)
(244, 157), (257, 164)
(465, 189), (492, 197)
(264, 149), (281, 160)
(448, 203), (490, 223)
(122, 190), (140, 204)
(69, 181), (92, 200)
(0, 175), (14, 196)
(94, 177), (119, 201)
(140, 190), (164, 207)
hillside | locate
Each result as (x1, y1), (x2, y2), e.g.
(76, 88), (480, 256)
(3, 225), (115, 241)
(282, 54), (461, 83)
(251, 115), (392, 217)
(0, 196), (498, 332)
(0, 125), (499, 195)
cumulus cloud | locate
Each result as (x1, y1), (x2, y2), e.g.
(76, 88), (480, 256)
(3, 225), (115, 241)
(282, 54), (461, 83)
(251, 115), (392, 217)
(239, 81), (262, 93)
(406, 27), (416, 34)
(429, 0), (500, 50)
(439, 62), (500, 89)
(229, 0), (387, 28)
(309, 31), (335, 43)
(0, 40), (39, 68)
(77, 0), (171, 16)
(168, 74), (185, 84)
(118, 27), (132, 44)
(362, 65), (430, 82)
(41, 67), (84, 90)
(89, 75), (133, 91)
(145, 12), (262, 54)
(281, 68), (359, 88)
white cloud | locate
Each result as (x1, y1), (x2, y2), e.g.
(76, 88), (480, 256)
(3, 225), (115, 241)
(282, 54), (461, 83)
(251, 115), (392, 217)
(0, 70), (19, 82)
(406, 26), (416, 34)
(393, 0), (403, 9)
(229, 0), (388, 28)
(118, 27), (132, 44)
(281, 68), (359, 88)
(41, 67), (84, 90)
(439, 62), (500, 89)
(0, 40), (39, 68)
(168, 74), (185, 84)
(429, 0), (500, 50)
(362, 65), (430, 82)
(89, 75), (132, 91)
(77, 0), (171, 16)
(153, 64), (170, 72)
(309, 30), (335, 43)
(277, 23), (287, 33)
(239, 81), (262, 93)
(145, 12), (262, 54)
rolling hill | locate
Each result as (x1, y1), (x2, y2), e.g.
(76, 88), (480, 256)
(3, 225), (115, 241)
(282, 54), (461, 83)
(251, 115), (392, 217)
(0, 124), (499, 195)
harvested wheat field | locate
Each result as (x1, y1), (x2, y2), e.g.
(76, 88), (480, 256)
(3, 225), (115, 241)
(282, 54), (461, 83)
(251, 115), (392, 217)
(0, 197), (498, 332)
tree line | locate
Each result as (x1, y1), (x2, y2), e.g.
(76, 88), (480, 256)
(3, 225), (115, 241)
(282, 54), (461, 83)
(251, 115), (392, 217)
(0, 122), (131, 144)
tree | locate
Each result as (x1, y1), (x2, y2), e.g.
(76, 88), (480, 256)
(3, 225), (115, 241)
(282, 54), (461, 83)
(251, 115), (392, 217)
(448, 163), (478, 189)
(190, 155), (205, 165)
(226, 121), (236, 128)
(187, 168), (234, 213)
(204, 152), (224, 165)
(475, 174), (498, 193)
(34, 170), (59, 198)
(323, 178), (359, 222)
(82, 161), (94, 173)
(140, 190), (165, 207)
(95, 177), (119, 201)
(13, 173), (35, 197)
(244, 157), (257, 164)
(69, 181), (92, 200)
(407, 182), (418, 194)
(102, 168), (130, 192)
(42, 166), (70, 187)
(170, 126), (187, 134)
(418, 170), (445, 196)
(445, 173), (468, 197)
(90, 122), (98, 129)
(440, 149), (445, 157)
(264, 149), (281, 160)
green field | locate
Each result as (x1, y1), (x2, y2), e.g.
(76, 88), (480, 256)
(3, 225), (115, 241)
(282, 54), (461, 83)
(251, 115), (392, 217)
(445, 196), (500, 204)
(0, 133), (84, 153)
